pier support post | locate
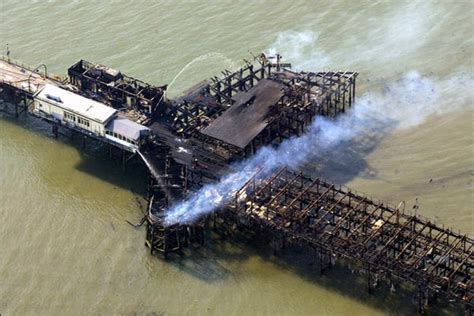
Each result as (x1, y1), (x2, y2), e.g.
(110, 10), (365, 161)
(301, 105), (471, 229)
(465, 304), (472, 316)
(320, 248), (329, 274)
(21, 95), (28, 114)
(122, 150), (126, 173)
(418, 284), (426, 315)
(367, 265), (373, 294)
(212, 212), (217, 230)
(52, 123), (58, 139)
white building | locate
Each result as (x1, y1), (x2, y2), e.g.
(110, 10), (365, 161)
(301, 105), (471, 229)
(33, 84), (151, 152)
(33, 84), (117, 136)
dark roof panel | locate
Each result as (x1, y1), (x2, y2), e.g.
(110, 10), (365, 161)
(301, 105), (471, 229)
(201, 78), (285, 148)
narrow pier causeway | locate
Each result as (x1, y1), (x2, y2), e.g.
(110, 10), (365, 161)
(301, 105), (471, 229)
(0, 54), (471, 314)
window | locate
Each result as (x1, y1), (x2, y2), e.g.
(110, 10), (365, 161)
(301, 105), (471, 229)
(64, 111), (76, 122)
(46, 94), (63, 103)
(109, 132), (134, 143)
(77, 117), (90, 127)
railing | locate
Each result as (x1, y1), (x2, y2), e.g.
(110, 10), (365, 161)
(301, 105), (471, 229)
(0, 55), (64, 82)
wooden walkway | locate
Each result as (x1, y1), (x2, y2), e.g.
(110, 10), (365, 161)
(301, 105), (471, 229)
(227, 168), (473, 312)
(0, 56), (62, 95)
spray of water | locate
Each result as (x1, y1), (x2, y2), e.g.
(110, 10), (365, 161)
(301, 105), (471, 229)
(164, 52), (237, 98)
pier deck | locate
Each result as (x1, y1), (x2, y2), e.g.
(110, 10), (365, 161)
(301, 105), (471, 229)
(0, 57), (62, 95)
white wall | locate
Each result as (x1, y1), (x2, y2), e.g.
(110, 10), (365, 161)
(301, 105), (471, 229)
(33, 98), (106, 136)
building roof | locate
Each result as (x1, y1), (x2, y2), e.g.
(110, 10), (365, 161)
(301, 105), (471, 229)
(35, 84), (117, 123)
(106, 117), (150, 140)
(201, 78), (285, 148)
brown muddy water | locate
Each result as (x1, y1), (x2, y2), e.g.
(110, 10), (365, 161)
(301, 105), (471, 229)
(0, 1), (472, 315)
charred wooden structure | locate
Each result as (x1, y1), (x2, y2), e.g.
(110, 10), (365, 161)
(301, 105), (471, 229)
(142, 59), (358, 260)
(225, 168), (473, 314)
(68, 59), (167, 124)
(1, 54), (471, 314)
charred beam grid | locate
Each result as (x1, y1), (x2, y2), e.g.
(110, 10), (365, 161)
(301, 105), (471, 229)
(226, 168), (473, 311)
(67, 59), (167, 123)
(198, 68), (358, 159)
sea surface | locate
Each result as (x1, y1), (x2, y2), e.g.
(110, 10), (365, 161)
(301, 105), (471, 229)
(0, 1), (473, 315)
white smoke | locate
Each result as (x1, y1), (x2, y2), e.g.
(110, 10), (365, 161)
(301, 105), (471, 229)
(164, 69), (474, 225)
(266, 2), (440, 72)
(266, 31), (331, 71)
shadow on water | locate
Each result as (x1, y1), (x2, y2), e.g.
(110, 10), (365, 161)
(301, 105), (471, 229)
(302, 118), (394, 185)
(0, 108), (148, 194)
(154, 225), (463, 316)
(162, 234), (247, 282)
(74, 148), (148, 194)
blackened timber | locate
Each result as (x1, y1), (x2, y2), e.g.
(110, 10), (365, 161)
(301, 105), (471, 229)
(225, 169), (473, 309)
(320, 197), (367, 243)
(201, 78), (285, 148)
(68, 59), (167, 120)
(368, 215), (417, 264)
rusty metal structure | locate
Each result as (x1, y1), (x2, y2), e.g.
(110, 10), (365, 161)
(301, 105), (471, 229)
(1, 53), (471, 314)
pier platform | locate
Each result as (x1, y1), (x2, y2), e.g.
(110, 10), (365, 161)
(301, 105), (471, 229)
(0, 56), (63, 95)
(1, 54), (471, 314)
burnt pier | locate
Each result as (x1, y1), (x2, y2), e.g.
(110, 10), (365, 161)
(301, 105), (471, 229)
(226, 168), (473, 314)
(0, 53), (471, 314)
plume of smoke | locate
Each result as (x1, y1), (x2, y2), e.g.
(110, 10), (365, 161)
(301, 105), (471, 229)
(266, 2), (441, 72)
(266, 31), (331, 71)
(164, 70), (473, 225)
